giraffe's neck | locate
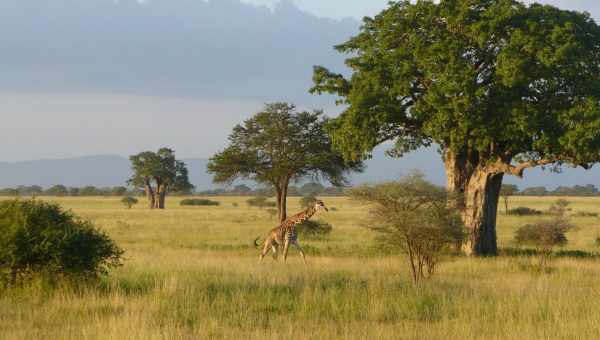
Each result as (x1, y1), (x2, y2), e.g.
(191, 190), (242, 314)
(282, 206), (317, 230)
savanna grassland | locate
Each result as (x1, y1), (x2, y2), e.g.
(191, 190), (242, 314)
(1, 196), (600, 340)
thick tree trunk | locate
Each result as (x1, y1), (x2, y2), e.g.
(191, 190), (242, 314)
(145, 183), (155, 210)
(275, 180), (289, 223)
(444, 150), (503, 256)
(157, 187), (166, 209)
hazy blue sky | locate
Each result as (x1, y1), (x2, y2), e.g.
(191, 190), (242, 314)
(2, 0), (600, 164)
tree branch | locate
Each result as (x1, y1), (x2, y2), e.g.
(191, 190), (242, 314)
(494, 159), (556, 178)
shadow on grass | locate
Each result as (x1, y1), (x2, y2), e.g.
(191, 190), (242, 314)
(500, 247), (600, 259)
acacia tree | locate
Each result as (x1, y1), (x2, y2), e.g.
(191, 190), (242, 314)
(500, 184), (519, 214)
(128, 148), (193, 209)
(207, 103), (363, 222)
(311, 0), (600, 255)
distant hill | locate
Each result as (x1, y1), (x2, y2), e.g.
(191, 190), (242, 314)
(0, 148), (598, 190)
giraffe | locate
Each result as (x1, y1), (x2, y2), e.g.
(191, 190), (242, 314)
(254, 199), (328, 264)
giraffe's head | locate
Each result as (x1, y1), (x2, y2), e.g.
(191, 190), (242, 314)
(313, 199), (328, 212)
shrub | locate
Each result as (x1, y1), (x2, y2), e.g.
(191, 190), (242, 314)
(547, 199), (571, 216)
(350, 173), (465, 284)
(0, 200), (123, 285)
(297, 220), (333, 238)
(246, 196), (276, 209)
(514, 213), (573, 268)
(508, 207), (544, 216)
(180, 199), (220, 206)
(121, 196), (139, 209)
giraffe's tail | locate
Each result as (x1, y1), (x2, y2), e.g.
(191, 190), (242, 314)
(254, 237), (262, 248)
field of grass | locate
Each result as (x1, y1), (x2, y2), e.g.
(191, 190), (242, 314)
(1, 196), (600, 339)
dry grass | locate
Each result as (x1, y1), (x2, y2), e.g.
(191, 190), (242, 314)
(1, 195), (600, 339)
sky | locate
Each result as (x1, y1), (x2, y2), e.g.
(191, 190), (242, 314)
(2, 0), (600, 163)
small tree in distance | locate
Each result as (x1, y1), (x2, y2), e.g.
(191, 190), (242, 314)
(128, 148), (194, 209)
(500, 184), (519, 214)
(208, 103), (363, 222)
(350, 173), (465, 284)
(121, 197), (139, 209)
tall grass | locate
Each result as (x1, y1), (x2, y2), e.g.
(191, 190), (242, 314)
(1, 196), (600, 339)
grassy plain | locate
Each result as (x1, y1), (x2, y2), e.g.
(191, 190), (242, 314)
(1, 196), (600, 340)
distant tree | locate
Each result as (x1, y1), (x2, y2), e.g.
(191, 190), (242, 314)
(350, 173), (465, 284)
(45, 185), (69, 197)
(208, 103), (363, 222)
(80, 186), (101, 196)
(312, 1), (600, 256)
(69, 187), (80, 197)
(299, 182), (326, 196)
(121, 197), (138, 209)
(323, 186), (345, 196)
(500, 185), (519, 214)
(128, 148), (194, 209)
(233, 184), (252, 195)
(548, 199), (571, 216)
(246, 196), (276, 209)
(112, 186), (128, 196)
(520, 187), (550, 196)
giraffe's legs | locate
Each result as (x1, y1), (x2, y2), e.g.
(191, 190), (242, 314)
(294, 242), (307, 265)
(259, 239), (272, 264)
(283, 239), (291, 263)
(271, 244), (278, 261)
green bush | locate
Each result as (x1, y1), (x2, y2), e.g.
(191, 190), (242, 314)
(297, 220), (333, 238)
(508, 207), (544, 216)
(246, 196), (276, 209)
(121, 196), (139, 209)
(0, 200), (123, 284)
(180, 199), (220, 206)
(514, 215), (573, 268)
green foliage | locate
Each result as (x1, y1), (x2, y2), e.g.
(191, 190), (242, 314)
(121, 197), (139, 209)
(508, 207), (544, 216)
(312, 1), (600, 168)
(112, 186), (128, 196)
(350, 173), (465, 284)
(45, 185), (69, 196)
(515, 201), (574, 268)
(246, 196), (276, 209)
(180, 199), (220, 207)
(0, 200), (123, 284)
(128, 148), (194, 209)
(547, 199), (571, 216)
(300, 182), (325, 196)
(208, 102), (363, 219)
(297, 220), (333, 239)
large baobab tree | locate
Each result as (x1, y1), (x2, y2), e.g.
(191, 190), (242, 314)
(311, 0), (600, 255)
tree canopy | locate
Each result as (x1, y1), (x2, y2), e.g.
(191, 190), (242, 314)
(128, 148), (193, 209)
(311, 0), (600, 255)
(207, 102), (363, 221)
